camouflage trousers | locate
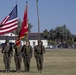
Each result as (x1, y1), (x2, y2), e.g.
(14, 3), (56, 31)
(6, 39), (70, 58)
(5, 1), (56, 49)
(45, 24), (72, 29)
(14, 57), (22, 71)
(23, 56), (31, 72)
(3, 57), (11, 71)
(35, 56), (43, 71)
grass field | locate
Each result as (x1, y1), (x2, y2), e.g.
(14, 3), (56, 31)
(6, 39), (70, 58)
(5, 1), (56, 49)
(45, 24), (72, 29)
(0, 49), (76, 75)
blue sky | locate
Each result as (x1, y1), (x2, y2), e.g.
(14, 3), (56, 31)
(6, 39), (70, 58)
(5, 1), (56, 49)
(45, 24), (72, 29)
(0, 0), (76, 34)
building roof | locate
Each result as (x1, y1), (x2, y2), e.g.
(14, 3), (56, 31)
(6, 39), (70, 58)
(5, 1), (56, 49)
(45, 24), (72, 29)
(29, 33), (39, 37)
(0, 36), (16, 40)
(28, 33), (46, 40)
(0, 33), (47, 40)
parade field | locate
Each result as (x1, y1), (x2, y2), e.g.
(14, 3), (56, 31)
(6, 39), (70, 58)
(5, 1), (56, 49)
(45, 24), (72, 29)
(0, 49), (76, 75)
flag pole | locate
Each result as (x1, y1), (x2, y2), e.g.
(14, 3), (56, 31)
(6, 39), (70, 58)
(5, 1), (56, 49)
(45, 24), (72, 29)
(26, 1), (28, 42)
(36, 0), (40, 41)
(25, 1), (29, 55)
(15, 2), (18, 42)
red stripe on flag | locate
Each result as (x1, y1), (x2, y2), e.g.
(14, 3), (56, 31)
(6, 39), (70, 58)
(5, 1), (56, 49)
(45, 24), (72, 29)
(0, 19), (18, 34)
(0, 24), (17, 30)
(0, 27), (17, 34)
(1, 16), (10, 24)
(5, 19), (18, 25)
(0, 5), (18, 35)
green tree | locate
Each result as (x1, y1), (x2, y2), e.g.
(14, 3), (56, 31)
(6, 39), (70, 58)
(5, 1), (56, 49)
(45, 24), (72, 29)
(55, 25), (72, 43)
(49, 29), (56, 41)
(42, 29), (48, 38)
(42, 25), (73, 45)
(16, 19), (21, 35)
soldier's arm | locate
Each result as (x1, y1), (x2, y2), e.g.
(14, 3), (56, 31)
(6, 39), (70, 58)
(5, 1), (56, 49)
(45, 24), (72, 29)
(30, 46), (33, 58)
(34, 46), (37, 57)
(14, 44), (16, 49)
(43, 46), (45, 53)
(10, 46), (13, 56)
(1, 45), (5, 53)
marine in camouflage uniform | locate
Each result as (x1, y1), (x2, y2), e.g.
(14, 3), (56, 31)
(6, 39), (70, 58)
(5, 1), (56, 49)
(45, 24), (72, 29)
(1, 41), (13, 73)
(14, 45), (22, 73)
(34, 40), (45, 73)
(21, 41), (33, 72)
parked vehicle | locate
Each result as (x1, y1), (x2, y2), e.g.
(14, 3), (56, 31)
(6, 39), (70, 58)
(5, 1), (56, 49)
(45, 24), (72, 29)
(47, 44), (54, 49)
(58, 44), (68, 48)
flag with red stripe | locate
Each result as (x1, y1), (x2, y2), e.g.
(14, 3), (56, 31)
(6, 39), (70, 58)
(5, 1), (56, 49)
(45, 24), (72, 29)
(19, 2), (28, 39)
(0, 4), (18, 34)
(15, 38), (20, 46)
(15, 2), (28, 46)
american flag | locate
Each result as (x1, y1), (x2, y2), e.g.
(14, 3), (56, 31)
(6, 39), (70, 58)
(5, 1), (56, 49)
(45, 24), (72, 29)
(0, 4), (18, 34)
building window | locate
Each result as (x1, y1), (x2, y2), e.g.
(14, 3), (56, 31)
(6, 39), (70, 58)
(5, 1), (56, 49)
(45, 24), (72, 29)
(33, 41), (35, 46)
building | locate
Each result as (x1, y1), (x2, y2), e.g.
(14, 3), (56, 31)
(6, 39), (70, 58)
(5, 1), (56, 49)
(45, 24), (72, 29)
(28, 33), (48, 48)
(0, 33), (48, 48)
